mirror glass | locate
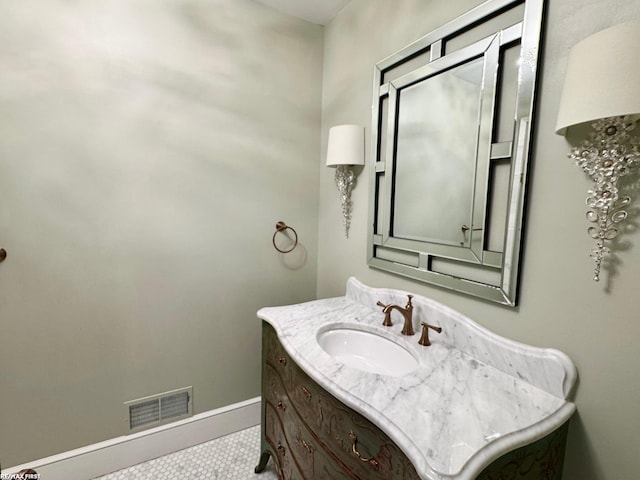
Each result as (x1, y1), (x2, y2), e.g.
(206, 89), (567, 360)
(367, 0), (545, 306)
(394, 58), (483, 247)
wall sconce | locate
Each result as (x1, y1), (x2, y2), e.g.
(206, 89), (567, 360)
(555, 23), (640, 281)
(326, 124), (365, 238)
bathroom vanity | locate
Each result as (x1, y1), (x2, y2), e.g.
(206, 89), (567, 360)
(255, 278), (577, 479)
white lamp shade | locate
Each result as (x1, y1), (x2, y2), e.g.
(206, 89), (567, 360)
(555, 22), (640, 135)
(326, 124), (365, 166)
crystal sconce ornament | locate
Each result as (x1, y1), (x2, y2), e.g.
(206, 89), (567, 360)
(334, 165), (356, 236)
(326, 125), (365, 238)
(568, 117), (640, 280)
(556, 23), (640, 281)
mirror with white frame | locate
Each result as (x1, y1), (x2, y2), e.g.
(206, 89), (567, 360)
(367, 0), (544, 306)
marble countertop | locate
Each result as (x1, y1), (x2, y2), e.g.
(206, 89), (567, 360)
(257, 278), (577, 480)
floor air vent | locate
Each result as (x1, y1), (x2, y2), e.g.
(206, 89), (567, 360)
(125, 386), (193, 431)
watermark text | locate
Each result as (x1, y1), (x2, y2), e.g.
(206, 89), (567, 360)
(0, 474), (40, 480)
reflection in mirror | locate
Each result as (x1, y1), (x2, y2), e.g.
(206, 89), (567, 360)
(367, 0), (545, 306)
(394, 58), (484, 247)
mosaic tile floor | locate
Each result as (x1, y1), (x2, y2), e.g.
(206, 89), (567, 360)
(93, 425), (278, 480)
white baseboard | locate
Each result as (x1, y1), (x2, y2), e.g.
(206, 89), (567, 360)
(3, 396), (261, 480)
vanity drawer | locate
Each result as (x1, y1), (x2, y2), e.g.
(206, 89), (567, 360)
(264, 362), (354, 480)
(264, 402), (304, 480)
(289, 366), (420, 480)
(264, 324), (293, 385)
(264, 363), (289, 417)
(283, 402), (355, 480)
(263, 322), (420, 480)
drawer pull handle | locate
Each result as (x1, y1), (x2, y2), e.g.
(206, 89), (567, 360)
(300, 438), (313, 454)
(349, 431), (379, 468)
(277, 444), (286, 457)
(278, 357), (287, 366)
(300, 386), (312, 399)
(277, 400), (287, 411)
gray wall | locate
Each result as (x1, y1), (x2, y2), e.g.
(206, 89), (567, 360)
(2, 0), (639, 477)
(0, 0), (322, 466)
(317, 1), (640, 479)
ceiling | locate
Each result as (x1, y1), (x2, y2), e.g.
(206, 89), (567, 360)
(252, 0), (352, 25)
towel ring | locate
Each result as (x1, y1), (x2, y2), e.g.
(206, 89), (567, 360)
(272, 221), (298, 254)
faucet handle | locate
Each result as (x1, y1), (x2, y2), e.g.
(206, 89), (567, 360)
(376, 300), (388, 309)
(376, 300), (393, 326)
(418, 322), (442, 346)
(405, 295), (413, 309)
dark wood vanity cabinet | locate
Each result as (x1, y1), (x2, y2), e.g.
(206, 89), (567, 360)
(256, 322), (420, 480)
(255, 321), (569, 480)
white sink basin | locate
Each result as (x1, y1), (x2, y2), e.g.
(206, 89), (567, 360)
(317, 325), (418, 376)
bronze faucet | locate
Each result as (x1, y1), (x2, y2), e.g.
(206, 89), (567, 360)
(418, 322), (442, 346)
(376, 295), (415, 335)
